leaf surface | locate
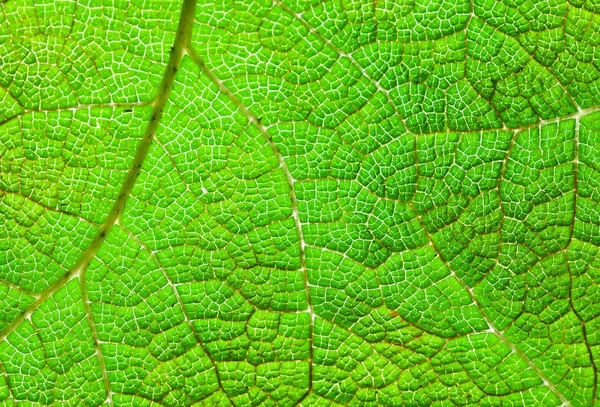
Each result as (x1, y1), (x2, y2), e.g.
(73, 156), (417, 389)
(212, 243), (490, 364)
(1, 0), (600, 405)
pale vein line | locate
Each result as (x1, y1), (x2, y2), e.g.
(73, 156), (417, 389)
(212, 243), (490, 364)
(273, 0), (417, 137)
(79, 269), (114, 406)
(410, 130), (572, 405)
(413, 219), (573, 405)
(185, 45), (315, 402)
(565, 113), (598, 406)
(0, 277), (39, 299)
(0, 359), (15, 406)
(0, 101), (153, 127)
(0, 190), (99, 227)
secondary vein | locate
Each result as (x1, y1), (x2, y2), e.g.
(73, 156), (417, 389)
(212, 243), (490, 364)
(186, 44), (315, 403)
(0, 0), (198, 352)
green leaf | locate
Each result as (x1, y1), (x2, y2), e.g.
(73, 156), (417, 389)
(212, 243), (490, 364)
(1, 0), (599, 405)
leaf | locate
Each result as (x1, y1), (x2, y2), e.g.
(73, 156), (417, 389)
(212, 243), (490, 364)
(0, 0), (599, 405)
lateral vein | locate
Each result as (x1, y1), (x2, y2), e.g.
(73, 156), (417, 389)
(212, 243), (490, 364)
(186, 44), (315, 402)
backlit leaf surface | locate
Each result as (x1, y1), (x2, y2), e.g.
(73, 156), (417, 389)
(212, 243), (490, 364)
(1, 0), (600, 405)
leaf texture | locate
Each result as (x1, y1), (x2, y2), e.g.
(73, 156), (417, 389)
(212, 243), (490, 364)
(1, 0), (600, 406)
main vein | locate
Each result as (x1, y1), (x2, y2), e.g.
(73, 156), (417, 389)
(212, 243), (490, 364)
(0, 0), (198, 384)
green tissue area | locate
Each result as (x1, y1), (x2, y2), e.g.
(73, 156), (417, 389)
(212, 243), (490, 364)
(0, 107), (150, 293)
(193, 0), (600, 134)
(0, 0), (179, 111)
(1, 0), (600, 405)
(89, 59), (311, 406)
